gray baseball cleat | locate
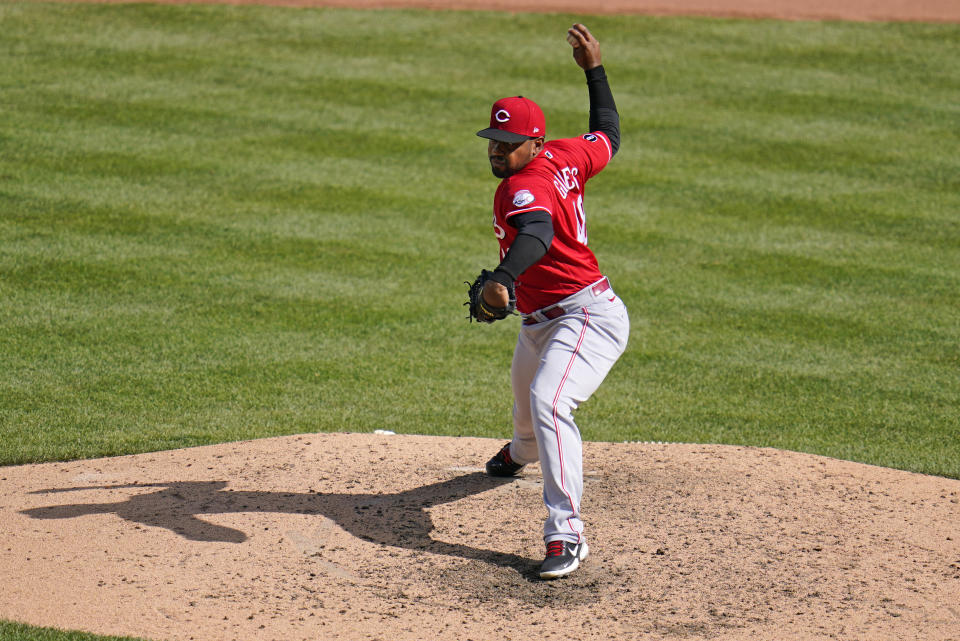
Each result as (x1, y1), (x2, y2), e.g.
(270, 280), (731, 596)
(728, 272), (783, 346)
(539, 540), (589, 579)
(485, 442), (525, 477)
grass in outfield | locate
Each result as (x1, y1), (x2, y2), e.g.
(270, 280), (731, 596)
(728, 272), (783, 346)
(0, 622), (145, 641)
(1, 2), (958, 490)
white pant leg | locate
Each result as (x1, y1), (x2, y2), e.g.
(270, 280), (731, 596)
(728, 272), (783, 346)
(509, 329), (542, 464)
(527, 296), (629, 544)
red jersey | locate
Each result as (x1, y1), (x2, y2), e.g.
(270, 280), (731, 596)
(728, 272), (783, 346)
(493, 131), (613, 313)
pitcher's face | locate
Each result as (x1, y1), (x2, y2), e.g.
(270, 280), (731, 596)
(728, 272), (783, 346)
(487, 137), (543, 178)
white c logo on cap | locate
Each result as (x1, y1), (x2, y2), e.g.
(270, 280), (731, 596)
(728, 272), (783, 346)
(495, 109), (511, 123)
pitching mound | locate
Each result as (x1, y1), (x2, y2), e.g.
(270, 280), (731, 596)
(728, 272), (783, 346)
(1, 432), (958, 640)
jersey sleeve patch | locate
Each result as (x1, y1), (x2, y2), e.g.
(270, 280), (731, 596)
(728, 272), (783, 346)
(512, 189), (535, 208)
(583, 132), (613, 159)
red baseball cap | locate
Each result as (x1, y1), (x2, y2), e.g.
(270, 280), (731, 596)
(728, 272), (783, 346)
(476, 96), (546, 143)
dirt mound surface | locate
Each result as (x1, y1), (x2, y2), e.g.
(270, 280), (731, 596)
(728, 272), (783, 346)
(2, 433), (958, 640)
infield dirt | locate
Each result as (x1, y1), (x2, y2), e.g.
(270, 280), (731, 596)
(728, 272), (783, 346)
(4, 0), (960, 640)
(2, 433), (960, 641)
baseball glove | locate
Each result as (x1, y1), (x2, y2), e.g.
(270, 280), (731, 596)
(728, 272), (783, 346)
(465, 269), (516, 323)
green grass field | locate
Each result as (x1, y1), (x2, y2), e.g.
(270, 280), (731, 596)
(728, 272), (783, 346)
(1, 3), (958, 637)
(0, 622), (144, 641)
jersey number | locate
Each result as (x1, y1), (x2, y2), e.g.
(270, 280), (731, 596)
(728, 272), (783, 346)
(493, 214), (506, 240)
(493, 215), (507, 260)
(574, 195), (588, 245)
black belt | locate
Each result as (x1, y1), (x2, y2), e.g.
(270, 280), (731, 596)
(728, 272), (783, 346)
(522, 278), (610, 325)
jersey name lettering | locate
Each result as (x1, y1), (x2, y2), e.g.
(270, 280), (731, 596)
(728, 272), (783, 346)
(552, 167), (580, 200)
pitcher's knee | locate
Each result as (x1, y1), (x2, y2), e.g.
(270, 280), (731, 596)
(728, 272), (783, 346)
(529, 389), (551, 419)
(530, 389), (575, 428)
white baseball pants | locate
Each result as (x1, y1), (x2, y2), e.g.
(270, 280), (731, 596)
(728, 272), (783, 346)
(508, 277), (630, 544)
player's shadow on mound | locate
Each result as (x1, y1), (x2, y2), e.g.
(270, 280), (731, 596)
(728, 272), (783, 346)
(22, 472), (535, 574)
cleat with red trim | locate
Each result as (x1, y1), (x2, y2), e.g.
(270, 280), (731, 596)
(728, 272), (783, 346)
(485, 442), (525, 477)
(539, 540), (589, 579)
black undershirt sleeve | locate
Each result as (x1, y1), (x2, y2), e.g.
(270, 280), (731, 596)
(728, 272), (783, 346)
(586, 65), (620, 156)
(489, 210), (554, 288)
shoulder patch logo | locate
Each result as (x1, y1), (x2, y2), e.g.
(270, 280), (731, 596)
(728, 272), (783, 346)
(583, 133), (598, 142)
(512, 190), (535, 208)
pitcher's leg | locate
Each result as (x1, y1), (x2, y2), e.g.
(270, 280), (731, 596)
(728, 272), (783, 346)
(529, 318), (591, 544)
(509, 328), (541, 464)
(531, 304), (629, 543)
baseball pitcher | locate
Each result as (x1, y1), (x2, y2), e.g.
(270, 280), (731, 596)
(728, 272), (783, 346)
(465, 23), (629, 579)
